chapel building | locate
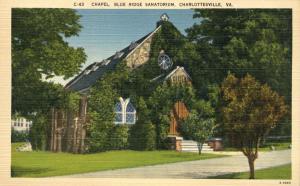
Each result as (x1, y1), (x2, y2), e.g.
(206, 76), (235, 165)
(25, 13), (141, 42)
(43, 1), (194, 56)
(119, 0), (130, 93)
(49, 14), (200, 153)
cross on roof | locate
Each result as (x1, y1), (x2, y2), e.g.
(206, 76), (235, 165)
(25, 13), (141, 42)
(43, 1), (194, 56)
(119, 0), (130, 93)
(160, 13), (169, 21)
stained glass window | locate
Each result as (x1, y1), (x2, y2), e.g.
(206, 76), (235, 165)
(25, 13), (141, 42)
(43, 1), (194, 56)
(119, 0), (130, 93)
(126, 113), (135, 124)
(115, 113), (123, 124)
(114, 97), (136, 125)
(115, 102), (123, 124)
(115, 102), (122, 112)
(126, 102), (135, 112)
(125, 102), (136, 124)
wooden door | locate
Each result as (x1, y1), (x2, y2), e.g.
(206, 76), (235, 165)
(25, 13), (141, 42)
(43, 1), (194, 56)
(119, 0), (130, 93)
(169, 101), (189, 136)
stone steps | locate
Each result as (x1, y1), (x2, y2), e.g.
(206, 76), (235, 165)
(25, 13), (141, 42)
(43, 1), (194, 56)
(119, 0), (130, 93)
(181, 140), (213, 152)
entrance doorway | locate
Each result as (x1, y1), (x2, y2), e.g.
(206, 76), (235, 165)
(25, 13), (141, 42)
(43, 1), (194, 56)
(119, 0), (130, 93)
(169, 101), (189, 136)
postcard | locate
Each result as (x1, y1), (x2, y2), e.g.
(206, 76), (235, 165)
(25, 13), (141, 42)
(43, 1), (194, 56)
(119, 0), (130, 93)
(0, 0), (299, 186)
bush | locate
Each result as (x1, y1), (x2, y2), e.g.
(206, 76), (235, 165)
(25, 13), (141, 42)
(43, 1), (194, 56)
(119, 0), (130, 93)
(29, 113), (48, 150)
(86, 80), (117, 152)
(11, 129), (29, 142)
(109, 125), (129, 150)
(129, 121), (156, 151)
(143, 123), (156, 150)
(180, 110), (216, 154)
(86, 117), (113, 153)
(129, 97), (156, 150)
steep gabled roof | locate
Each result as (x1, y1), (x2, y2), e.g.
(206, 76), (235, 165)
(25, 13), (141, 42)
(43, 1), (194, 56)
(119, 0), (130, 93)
(65, 26), (161, 93)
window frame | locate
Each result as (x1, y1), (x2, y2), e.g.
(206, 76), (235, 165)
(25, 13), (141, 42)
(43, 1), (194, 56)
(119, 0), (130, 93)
(114, 97), (136, 125)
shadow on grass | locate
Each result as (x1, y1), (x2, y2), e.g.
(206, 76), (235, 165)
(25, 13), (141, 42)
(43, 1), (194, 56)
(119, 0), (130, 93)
(209, 172), (242, 179)
(208, 164), (291, 179)
(11, 166), (52, 177)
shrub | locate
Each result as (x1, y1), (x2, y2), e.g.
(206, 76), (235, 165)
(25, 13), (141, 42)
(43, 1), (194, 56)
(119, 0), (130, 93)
(29, 113), (48, 150)
(109, 125), (129, 150)
(129, 121), (156, 151)
(11, 129), (29, 142)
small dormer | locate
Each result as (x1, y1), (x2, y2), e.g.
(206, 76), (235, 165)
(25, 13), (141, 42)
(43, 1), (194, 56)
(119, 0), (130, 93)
(164, 66), (192, 85)
(129, 41), (138, 50)
(114, 51), (124, 59)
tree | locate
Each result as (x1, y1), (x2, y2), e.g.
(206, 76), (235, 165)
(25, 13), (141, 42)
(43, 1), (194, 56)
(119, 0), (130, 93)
(109, 125), (130, 150)
(12, 8), (86, 115)
(86, 81), (117, 152)
(11, 129), (29, 143)
(29, 112), (49, 150)
(221, 73), (288, 179)
(186, 9), (291, 104)
(186, 9), (292, 141)
(129, 97), (156, 150)
(180, 100), (216, 155)
(148, 84), (197, 148)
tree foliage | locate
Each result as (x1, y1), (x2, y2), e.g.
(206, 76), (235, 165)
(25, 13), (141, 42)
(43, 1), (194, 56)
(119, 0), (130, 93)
(109, 125), (130, 150)
(86, 79), (117, 152)
(148, 83), (197, 148)
(11, 129), (29, 143)
(29, 112), (49, 150)
(85, 64), (133, 152)
(180, 100), (216, 154)
(28, 91), (81, 151)
(186, 9), (292, 136)
(12, 8), (86, 114)
(129, 97), (156, 150)
(221, 73), (288, 179)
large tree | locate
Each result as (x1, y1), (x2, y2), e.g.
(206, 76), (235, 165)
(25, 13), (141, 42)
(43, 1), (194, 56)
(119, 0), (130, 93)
(186, 9), (292, 138)
(12, 8), (86, 115)
(186, 9), (291, 102)
(221, 73), (288, 179)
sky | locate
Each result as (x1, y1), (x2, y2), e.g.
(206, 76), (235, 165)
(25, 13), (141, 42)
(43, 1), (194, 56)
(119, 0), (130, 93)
(53, 9), (199, 85)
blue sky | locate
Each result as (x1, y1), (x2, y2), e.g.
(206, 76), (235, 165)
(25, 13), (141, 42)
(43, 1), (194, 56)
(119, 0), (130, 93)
(55, 9), (199, 85)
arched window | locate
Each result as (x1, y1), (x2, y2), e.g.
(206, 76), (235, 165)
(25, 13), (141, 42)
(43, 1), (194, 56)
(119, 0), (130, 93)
(114, 97), (136, 125)
(125, 102), (136, 124)
(115, 101), (123, 124)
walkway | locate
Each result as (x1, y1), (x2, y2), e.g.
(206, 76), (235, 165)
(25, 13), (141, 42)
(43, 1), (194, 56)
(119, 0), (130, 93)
(61, 150), (291, 178)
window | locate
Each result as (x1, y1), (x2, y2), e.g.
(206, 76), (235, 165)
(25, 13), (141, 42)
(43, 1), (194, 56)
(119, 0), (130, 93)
(114, 97), (136, 125)
(115, 101), (123, 124)
(125, 102), (136, 124)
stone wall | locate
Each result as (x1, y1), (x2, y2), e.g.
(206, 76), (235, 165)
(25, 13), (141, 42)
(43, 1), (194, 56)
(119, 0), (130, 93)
(167, 67), (192, 85)
(125, 27), (160, 68)
(49, 95), (88, 153)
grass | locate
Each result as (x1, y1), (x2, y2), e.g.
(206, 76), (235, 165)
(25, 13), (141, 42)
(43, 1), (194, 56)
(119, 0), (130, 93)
(11, 143), (226, 177)
(259, 142), (291, 151)
(223, 142), (291, 152)
(210, 164), (291, 179)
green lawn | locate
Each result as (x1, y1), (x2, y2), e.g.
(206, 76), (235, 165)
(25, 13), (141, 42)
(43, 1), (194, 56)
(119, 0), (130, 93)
(223, 142), (291, 152)
(11, 143), (226, 177)
(210, 164), (291, 179)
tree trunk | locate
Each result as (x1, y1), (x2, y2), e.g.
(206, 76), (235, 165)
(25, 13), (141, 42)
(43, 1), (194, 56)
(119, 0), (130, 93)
(197, 142), (203, 155)
(248, 156), (255, 179)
